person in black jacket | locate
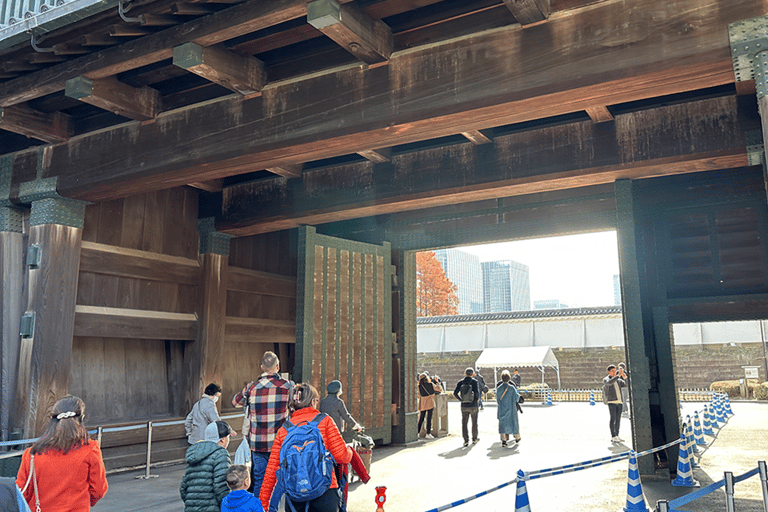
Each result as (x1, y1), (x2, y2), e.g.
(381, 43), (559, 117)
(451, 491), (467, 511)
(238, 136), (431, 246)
(453, 368), (481, 447)
(602, 365), (627, 443)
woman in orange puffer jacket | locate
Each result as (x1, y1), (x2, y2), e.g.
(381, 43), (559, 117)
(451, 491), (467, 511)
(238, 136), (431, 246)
(259, 383), (352, 512)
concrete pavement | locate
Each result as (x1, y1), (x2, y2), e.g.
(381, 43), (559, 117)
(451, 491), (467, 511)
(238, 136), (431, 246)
(92, 400), (768, 512)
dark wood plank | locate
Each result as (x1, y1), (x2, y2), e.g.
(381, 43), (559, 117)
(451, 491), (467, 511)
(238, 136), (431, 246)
(460, 130), (492, 145)
(96, 199), (124, 247)
(64, 77), (160, 121)
(223, 317), (296, 343)
(0, 104), (72, 143)
(173, 42), (266, 95)
(79, 241), (201, 284)
(73, 305), (198, 339)
(586, 105), (614, 123)
(227, 267), (296, 297)
(307, 0), (393, 64)
(120, 194), (146, 250)
(357, 148), (391, 162)
(142, 190), (167, 254)
(502, 0), (549, 25)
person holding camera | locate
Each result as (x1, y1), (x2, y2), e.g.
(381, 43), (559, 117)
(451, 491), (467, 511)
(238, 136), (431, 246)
(417, 372), (442, 439)
(602, 364), (627, 443)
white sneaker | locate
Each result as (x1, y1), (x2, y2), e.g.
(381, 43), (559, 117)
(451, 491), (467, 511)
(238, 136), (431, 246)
(425, 434), (435, 439)
(611, 436), (619, 442)
(616, 436), (624, 442)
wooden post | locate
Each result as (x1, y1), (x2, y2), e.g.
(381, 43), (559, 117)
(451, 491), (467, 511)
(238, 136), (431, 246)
(16, 193), (86, 437)
(0, 206), (26, 441)
(185, 218), (232, 413)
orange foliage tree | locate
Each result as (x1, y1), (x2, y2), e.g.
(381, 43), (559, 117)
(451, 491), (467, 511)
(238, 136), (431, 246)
(416, 251), (459, 317)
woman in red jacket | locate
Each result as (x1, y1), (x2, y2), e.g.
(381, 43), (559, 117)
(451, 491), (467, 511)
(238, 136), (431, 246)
(259, 383), (352, 512)
(16, 396), (108, 512)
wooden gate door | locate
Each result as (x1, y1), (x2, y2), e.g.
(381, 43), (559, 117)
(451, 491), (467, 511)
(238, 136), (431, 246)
(296, 226), (393, 444)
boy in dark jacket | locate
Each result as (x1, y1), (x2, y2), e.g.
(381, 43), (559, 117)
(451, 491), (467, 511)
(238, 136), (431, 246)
(453, 368), (481, 447)
(180, 420), (234, 512)
(220, 465), (263, 512)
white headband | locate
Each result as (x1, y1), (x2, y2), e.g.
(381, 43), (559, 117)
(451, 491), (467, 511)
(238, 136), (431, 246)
(56, 411), (76, 420)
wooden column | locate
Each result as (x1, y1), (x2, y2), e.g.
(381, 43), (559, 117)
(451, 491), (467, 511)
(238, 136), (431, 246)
(0, 206), (25, 441)
(16, 192), (86, 437)
(185, 218), (232, 412)
(392, 248), (417, 444)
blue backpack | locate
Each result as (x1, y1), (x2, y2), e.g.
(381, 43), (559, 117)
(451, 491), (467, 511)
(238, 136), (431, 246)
(278, 413), (335, 511)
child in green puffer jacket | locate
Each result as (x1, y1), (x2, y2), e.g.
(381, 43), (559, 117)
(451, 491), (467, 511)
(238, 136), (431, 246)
(180, 421), (234, 512)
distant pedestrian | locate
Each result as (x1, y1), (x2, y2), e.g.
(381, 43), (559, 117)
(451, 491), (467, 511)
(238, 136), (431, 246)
(417, 372), (442, 438)
(186, 383), (222, 444)
(319, 380), (360, 441)
(220, 465), (264, 512)
(16, 396), (108, 512)
(453, 368), (481, 447)
(496, 370), (521, 447)
(602, 365), (627, 443)
(180, 420), (234, 512)
(512, 368), (521, 388)
(231, 351), (294, 492)
(618, 362), (630, 418)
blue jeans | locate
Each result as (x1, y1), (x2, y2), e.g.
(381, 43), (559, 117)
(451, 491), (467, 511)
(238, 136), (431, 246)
(252, 451), (270, 492)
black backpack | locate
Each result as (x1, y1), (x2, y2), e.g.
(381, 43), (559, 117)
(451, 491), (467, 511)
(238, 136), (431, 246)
(459, 381), (475, 403)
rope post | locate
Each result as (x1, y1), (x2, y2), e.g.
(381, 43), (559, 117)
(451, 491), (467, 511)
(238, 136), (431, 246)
(657, 500), (669, 512)
(136, 421), (158, 479)
(759, 461), (768, 512)
(97, 426), (103, 447)
(725, 471), (735, 512)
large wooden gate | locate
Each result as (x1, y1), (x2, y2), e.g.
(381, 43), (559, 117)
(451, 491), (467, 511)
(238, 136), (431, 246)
(296, 226), (392, 444)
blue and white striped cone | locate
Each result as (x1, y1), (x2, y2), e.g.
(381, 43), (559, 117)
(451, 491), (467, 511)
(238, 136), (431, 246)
(514, 469), (531, 512)
(702, 406), (715, 436)
(693, 412), (707, 446)
(545, 389), (552, 406)
(619, 450), (651, 512)
(671, 434), (699, 487)
(724, 395), (734, 416)
(590, 391), (596, 406)
(685, 417), (698, 454)
(708, 404), (720, 430)
(715, 398), (726, 424)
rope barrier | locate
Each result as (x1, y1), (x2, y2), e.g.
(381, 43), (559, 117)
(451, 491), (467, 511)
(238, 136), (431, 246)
(423, 478), (519, 512)
(667, 466), (760, 509)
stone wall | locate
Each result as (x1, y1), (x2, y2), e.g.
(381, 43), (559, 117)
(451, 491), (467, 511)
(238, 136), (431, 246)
(417, 346), (766, 392)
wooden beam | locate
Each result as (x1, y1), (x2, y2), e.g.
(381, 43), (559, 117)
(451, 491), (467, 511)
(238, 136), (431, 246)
(173, 42), (266, 95)
(73, 305), (198, 340)
(79, 241), (201, 284)
(171, 3), (216, 15)
(461, 130), (492, 145)
(65, 76), (160, 121)
(357, 148), (391, 163)
(266, 165), (303, 178)
(0, 104), (72, 143)
(139, 14), (180, 26)
(108, 24), (152, 37)
(227, 266), (296, 297)
(187, 179), (223, 192)
(0, 0), (308, 107)
(307, 0), (393, 64)
(6, 0), (761, 201)
(224, 317), (295, 344)
(585, 105), (614, 123)
(502, 0), (549, 25)
(215, 95), (754, 236)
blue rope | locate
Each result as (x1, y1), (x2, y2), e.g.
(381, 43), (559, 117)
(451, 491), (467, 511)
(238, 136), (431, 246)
(669, 465), (760, 508)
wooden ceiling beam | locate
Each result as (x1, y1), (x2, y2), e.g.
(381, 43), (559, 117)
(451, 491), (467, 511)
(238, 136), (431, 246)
(266, 165), (303, 178)
(0, 104), (73, 143)
(585, 106), (614, 123)
(64, 76), (160, 120)
(216, 96), (753, 236)
(357, 148), (391, 163)
(0, 0), (308, 107)
(173, 42), (266, 95)
(307, 0), (393, 64)
(502, 0), (549, 25)
(461, 130), (493, 145)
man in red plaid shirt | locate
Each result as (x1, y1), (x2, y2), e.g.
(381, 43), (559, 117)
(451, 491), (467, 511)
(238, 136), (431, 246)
(231, 351), (294, 492)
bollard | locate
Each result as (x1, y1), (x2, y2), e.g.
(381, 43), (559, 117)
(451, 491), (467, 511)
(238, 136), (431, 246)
(759, 461), (767, 512)
(375, 486), (387, 512)
(725, 471), (735, 512)
(136, 421), (158, 479)
(657, 500), (669, 512)
(97, 426), (103, 447)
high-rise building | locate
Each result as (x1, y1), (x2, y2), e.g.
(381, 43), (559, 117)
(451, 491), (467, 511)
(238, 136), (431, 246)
(434, 249), (484, 315)
(533, 299), (570, 309)
(613, 274), (621, 305)
(482, 260), (531, 312)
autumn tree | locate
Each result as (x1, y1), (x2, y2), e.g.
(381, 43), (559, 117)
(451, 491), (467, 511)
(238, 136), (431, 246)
(416, 251), (459, 317)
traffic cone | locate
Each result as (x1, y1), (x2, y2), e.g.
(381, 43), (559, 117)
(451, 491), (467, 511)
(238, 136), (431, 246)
(589, 391), (596, 406)
(724, 395), (734, 416)
(619, 450), (651, 512)
(708, 404), (720, 430)
(715, 398), (726, 424)
(514, 469), (531, 512)
(671, 434), (699, 487)
(693, 411), (707, 446)
(702, 406), (715, 436)
(545, 389), (552, 406)
(685, 417), (698, 454)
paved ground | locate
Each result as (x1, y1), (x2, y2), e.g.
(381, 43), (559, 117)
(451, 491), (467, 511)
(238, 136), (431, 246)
(93, 400), (768, 512)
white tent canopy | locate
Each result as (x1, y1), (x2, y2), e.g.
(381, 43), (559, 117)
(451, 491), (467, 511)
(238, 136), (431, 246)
(475, 347), (561, 389)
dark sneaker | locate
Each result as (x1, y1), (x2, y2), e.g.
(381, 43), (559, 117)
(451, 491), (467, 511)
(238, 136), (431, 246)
(472, 438), (479, 444)
(501, 440), (507, 447)
(463, 441), (469, 447)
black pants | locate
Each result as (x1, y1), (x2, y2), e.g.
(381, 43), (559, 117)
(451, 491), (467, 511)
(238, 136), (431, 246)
(286, 487), (341, 512)
(607, 403), (623, 437)
(417, 409), (433, 435)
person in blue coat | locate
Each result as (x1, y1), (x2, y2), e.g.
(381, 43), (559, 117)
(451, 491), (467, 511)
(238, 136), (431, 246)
(221, 465), (264, 512)
(496, 370), (521, 447)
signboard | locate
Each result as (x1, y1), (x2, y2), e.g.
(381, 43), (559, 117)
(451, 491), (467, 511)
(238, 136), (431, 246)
(742, 366), (759, 379)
